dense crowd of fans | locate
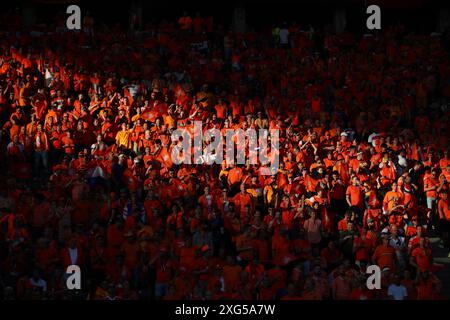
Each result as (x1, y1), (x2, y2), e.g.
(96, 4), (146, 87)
(0, 12), (449, 300)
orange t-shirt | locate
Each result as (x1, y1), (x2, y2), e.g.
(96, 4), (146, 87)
(61, 136), (75, 154)
(34, 132), (49, 151)
(228, 167), (243, 185)
(439, 158), (449, 169)
(372, 245), (396, 270)
(383, 191), (403, 209)
(438, 199), (450, 220)
(424, 177), (439, 198)
(9, 125), (20, 140)
(411, 247), (431, 272)
(346, 185), (363, 208)
(215, 104), (226, 119)
(338, 219), (350, 232)
(232, 192), (252, 216)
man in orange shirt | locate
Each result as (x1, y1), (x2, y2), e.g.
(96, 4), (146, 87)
(222, 256), (242, 293)
(424, 169), (442, 228)
(346, 177), (364, 220)
(424, 169), (440, 201)
(61, 131), (75, 155)
(383, 182), (403, 213)
(179, 237), (197, 273)
(332, 265), (351, 300)
(214, 99), (227, 120)
(410, 237), (433, 274)
(227, 164), (243, 191)
(235, 227), (254, 263)
(439, 150), (449, 170)
(440, 165), (450, 185)
(232, 184), (253, 217)
(337, 211), (352, 233)
(372, 236), (397, 271)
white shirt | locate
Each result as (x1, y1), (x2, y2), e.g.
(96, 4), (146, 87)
(205, 194), (212, 207)
(398, 155), (408, 167)
(127, 84), (138, 98)
(389, 236), (405, 249)
(388, 284), (407, 300)
(91, 141), (106, 152)
(368, 132), (380, 145)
